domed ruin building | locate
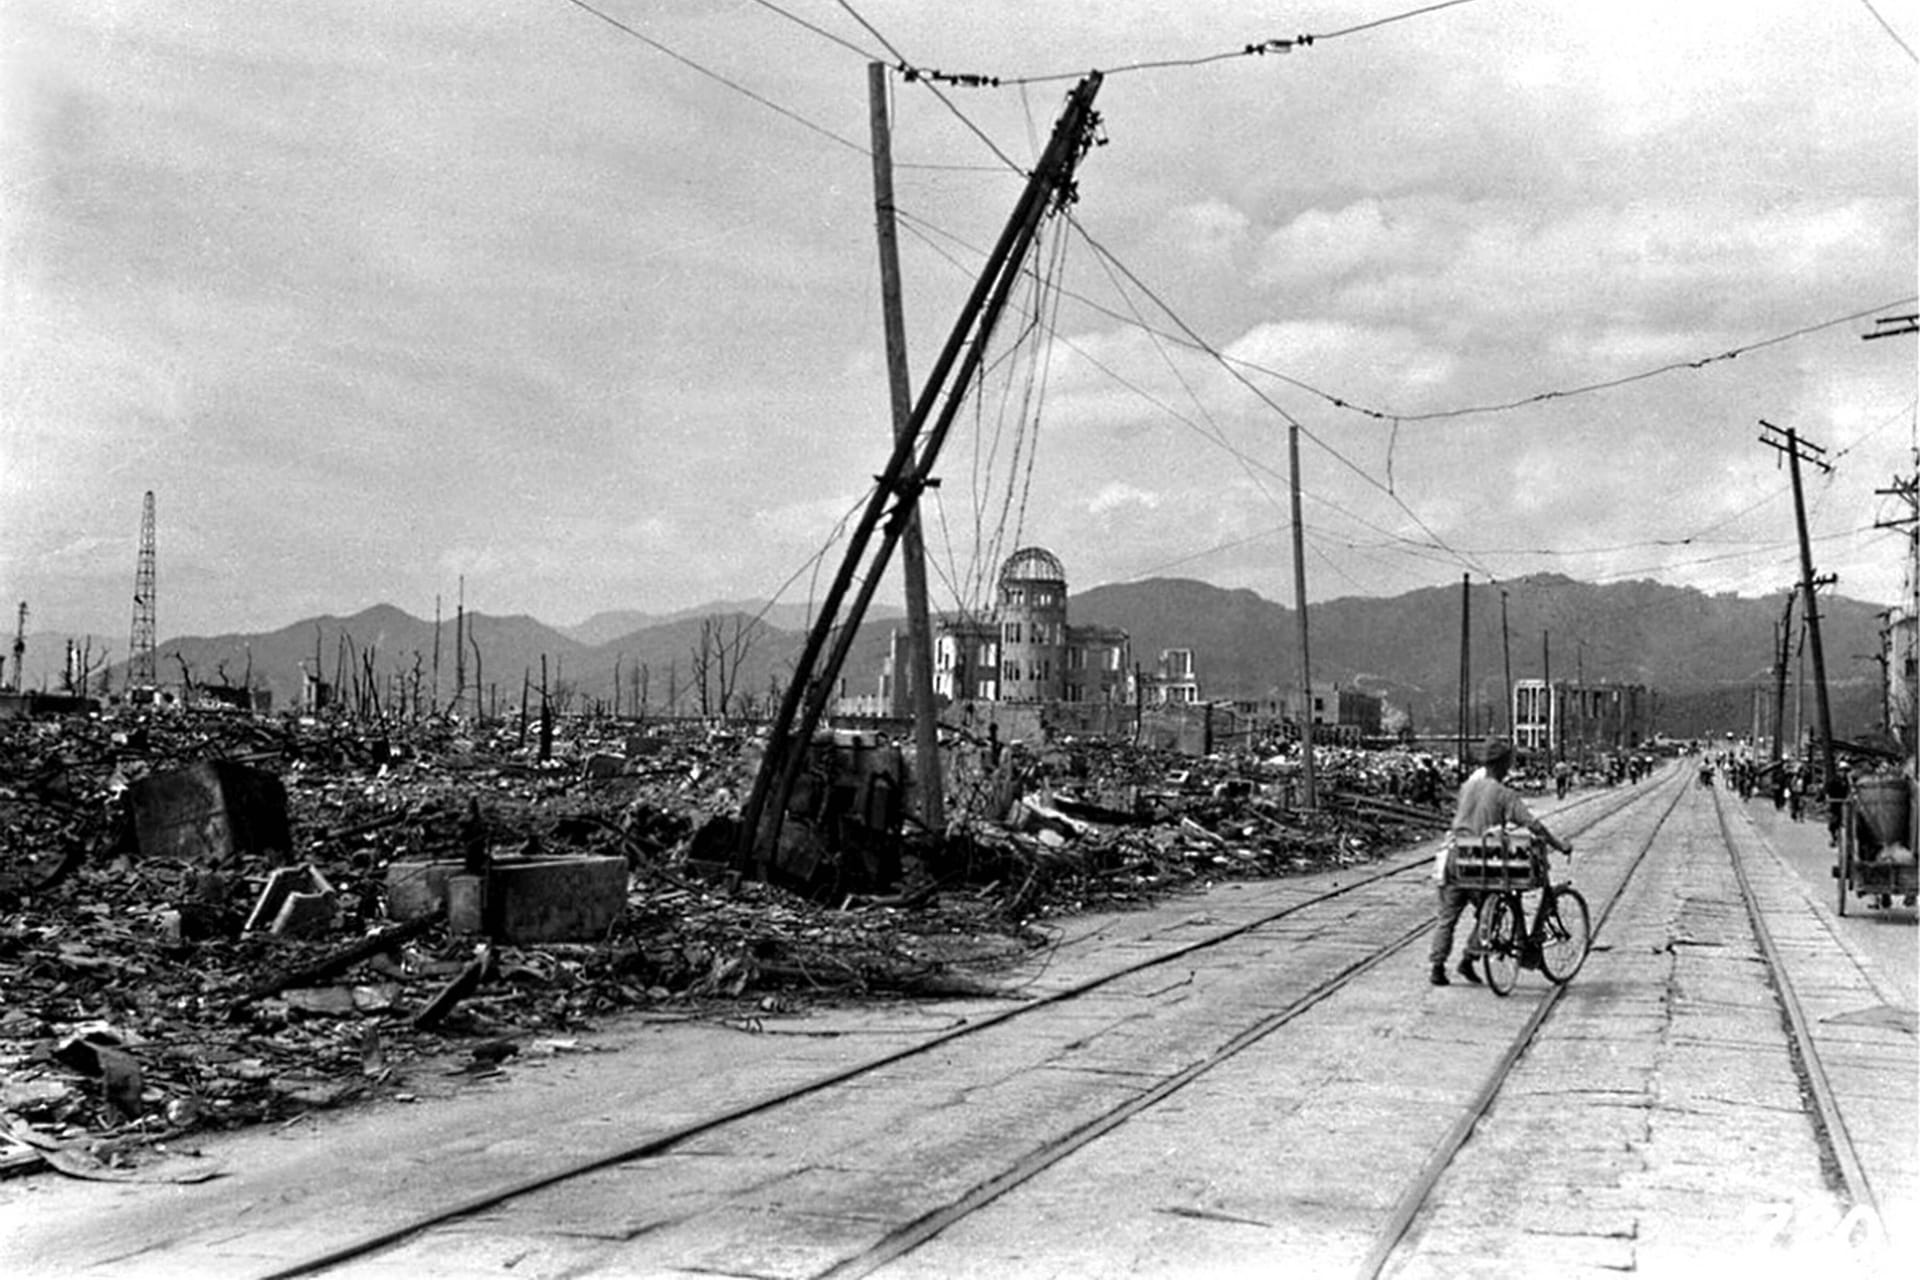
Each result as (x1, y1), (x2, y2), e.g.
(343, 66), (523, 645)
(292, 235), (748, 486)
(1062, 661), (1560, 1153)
(879, 547), (1131, 713)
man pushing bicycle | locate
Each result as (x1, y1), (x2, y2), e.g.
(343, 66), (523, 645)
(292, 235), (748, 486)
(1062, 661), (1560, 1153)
(1430, 736), (1574, 987)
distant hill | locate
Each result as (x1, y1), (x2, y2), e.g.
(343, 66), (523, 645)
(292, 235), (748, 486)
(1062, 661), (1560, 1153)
(93, 602), (903, 722)
(1072, 573), (1889, 740)
(65, 577), (1893, 739)
(559, 600), (900, 647)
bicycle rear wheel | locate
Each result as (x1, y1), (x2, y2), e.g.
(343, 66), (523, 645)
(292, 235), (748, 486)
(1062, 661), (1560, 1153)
(1480, 894), (1521, 996)
(1536, 887), (1591, 983)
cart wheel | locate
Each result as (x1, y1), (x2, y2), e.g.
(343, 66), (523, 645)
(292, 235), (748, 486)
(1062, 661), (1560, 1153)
(1836, 840), (1849, 918)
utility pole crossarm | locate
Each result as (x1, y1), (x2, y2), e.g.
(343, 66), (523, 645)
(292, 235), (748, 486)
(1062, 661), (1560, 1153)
(1759, 420), (1837, 785)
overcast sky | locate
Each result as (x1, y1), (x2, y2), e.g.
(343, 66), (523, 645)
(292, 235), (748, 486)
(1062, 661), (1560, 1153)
(3, 0), (1915, 644)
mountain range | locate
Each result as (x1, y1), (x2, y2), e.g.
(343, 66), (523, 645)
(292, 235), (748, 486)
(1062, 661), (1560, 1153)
(11, 575), (1895, 740)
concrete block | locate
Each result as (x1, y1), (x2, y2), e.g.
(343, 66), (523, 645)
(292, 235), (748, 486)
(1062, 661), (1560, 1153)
(130, 761), (291, 864)
(488, 856), (627, 944)
(583, 752), (626, 780)
(243, 865), (334, 937)
(447, 874), (487, 935)
(384, 857), (626, 942)
(385, 860), (464, 920)
(272, 891), (333, 939)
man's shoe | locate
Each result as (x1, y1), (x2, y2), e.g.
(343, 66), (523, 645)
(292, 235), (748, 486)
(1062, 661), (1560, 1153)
(1429, 964), (1450, 986)
(1457, 956), (1482, 985)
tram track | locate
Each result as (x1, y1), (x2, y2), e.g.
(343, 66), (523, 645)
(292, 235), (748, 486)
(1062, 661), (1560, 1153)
(263, 772), (1669, 1279)
(1357, 764), (1693, 1277)
(1709, 782), (1880, 1227)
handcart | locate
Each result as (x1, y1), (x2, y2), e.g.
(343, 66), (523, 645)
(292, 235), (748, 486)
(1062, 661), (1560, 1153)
(1835, 775), (1919, 916)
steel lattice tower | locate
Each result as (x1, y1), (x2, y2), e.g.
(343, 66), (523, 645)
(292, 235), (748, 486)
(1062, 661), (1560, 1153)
(128, 491), (157, 689)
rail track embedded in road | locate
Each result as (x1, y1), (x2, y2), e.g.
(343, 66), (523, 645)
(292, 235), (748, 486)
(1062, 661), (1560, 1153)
(259, 771), (1676, 1279)
(1709, 783), (1882, 1233)
(1358, 766), (1692, 1277)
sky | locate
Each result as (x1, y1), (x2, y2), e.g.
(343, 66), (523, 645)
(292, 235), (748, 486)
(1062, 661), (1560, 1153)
(2, 0), (1916, 647)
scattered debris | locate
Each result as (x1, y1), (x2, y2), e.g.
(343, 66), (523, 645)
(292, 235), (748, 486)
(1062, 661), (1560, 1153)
(0, 710), (1444, 1177)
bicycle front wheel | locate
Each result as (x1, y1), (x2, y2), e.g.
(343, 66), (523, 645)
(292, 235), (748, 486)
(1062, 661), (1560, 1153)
(1480, 894), (1521, 996)
(1537, 887), (1591, 984)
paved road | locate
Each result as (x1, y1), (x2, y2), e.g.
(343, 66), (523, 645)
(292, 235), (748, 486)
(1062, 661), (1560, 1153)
(1744, 797), (1917, 1010)
(2, 768), (1911, 1279)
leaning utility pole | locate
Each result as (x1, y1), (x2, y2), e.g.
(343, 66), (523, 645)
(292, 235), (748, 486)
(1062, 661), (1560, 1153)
(869, 60), (944, 833)
(1456, 574), (1470, 774)
(739, 73), (1105, 867)
(1760, 420), (1836, 784)
(1289, 422), (1316, 809)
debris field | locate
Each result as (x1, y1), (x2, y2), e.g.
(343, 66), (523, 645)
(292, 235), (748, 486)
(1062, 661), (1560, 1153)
(0, 711), (1445, 1182)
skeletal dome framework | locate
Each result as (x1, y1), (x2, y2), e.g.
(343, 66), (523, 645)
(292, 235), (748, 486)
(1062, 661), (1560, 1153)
(997, 547), (1069, 704)
(997, 546), (1065, 591)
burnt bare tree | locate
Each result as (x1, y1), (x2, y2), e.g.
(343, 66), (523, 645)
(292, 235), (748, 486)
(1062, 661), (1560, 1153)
(690, 614), (762, 721)
(63, 638), (111, 697)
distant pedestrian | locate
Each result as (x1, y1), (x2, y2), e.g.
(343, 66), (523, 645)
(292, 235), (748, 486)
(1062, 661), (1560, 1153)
(1431, 736), (1574, 987)
(1826, 763), (1851, 846)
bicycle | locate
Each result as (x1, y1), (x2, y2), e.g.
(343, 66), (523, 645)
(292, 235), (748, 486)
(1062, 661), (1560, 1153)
(1448, 828), (1591, 997)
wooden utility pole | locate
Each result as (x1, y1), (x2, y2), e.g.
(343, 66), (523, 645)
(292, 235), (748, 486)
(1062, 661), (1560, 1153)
(1289, 423), (1316, 808)
(453, 576), (466, 720)
(1771, 590), (1795, 766)
(1761, 421), (1836, 783)
(1456, 575), (1470, 775)
(1542, 629), (1553, 768)
(740, 73), (1105, 865)
(1500, 588), (1513, 734)
(869, 61), (944, 833)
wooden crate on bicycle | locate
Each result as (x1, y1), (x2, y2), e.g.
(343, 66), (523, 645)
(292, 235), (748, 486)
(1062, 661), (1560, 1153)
(1445, 827), (1545, 892)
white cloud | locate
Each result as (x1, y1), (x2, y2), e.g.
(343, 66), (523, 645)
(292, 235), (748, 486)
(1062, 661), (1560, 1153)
(1086, 482), (1160, 516)
(1164, 199), (1250, 260)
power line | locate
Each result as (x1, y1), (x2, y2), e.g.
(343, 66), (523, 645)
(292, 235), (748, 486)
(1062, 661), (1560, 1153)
(1859, 0), (1920, 62)
(896, 201), (1919, 602)
(900, 203), (1475, 593)
(1321, 0), (1483, 41)
(833, 0), (1028, 175)
(890, 0), (1485, 88)
(558, 0), (868, 156)
(744, 0), (884, 62)
(1067, 214), (1494, 581)
(906, 209), (1915, 436)
(1337, 296), (1920, 424)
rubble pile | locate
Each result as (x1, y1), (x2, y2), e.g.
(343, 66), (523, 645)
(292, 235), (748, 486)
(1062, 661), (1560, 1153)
(949, 737), (1447, 918)
(1, 712), (1444, 1180)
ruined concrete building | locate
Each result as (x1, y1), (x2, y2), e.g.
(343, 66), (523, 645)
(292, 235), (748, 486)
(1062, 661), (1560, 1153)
(876, 547), (1132, 714)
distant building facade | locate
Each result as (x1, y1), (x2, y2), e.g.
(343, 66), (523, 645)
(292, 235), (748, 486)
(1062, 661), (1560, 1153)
(1513, 678), (1650, 759)
(1279, 681), (1383, 746)
(1142, 648), (1200, 706)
